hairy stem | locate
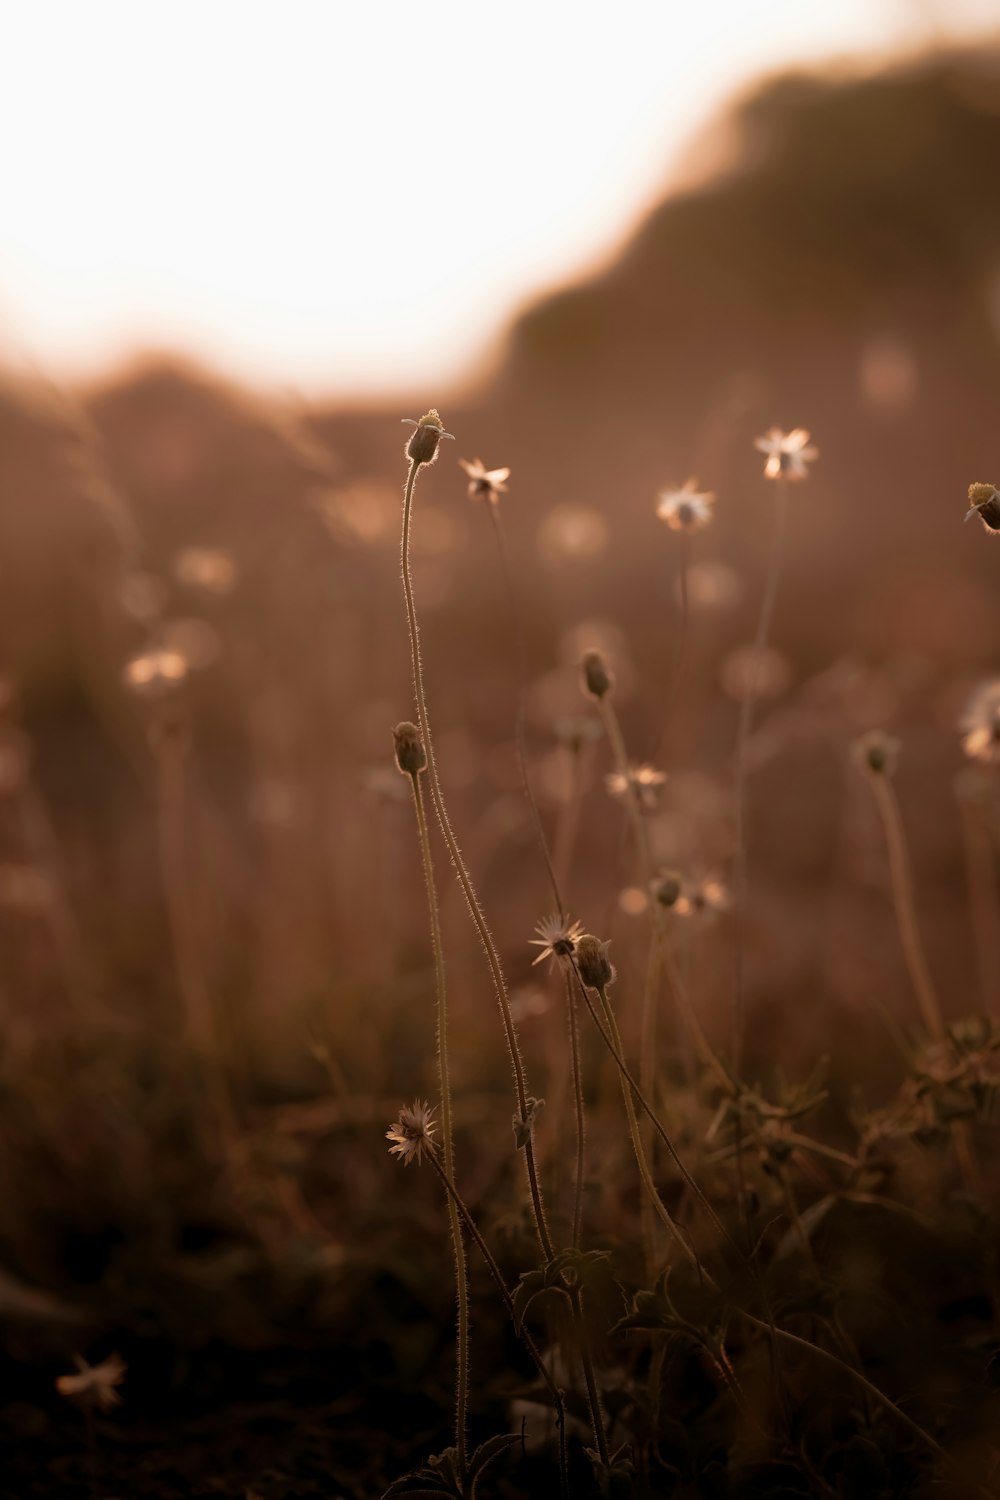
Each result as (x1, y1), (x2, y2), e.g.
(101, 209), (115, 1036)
(408, 771), (469, 1476)
(400, 456), (554, 1261)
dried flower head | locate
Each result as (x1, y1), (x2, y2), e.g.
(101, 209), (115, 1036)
(676, 875), (731, 920)
(574, 933), (615, 991)
(386, 1100), (437, 1166)
(965, 482), (1000, 534)
(530, 914), (585, 969)
(403, 410), (453, 467)
(56, 1353), (126, 1412)
(459, 457), (510, 504)
(754, 427), (818, 482)
(392, 720), (426, 777)
(656, 479), (716, 532)
(961, 681), (1000, 764)
(851, 730), (900, 777)
(581, 649), (613, 700)
(605, 764), (666, 811)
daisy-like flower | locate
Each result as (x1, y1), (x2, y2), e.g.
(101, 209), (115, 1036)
(964, 482), (1000, 535)
(961, 681), (1000, 764)
(529, 914), (585, 969)
(386, 1100), (437, 1166)
(656, 479), (716, 532)
(605, 764), (666, 811)
(675, 875), (731, 920)
(56, 1353), (126, 1412)
(459, 457), (510, 504)
(754, 427), (818, 482)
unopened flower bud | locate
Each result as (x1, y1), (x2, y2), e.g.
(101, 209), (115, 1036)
(652, 872), (683, 908)
(851, 730), (900, 777)
(406, 410), (450, 467)
(575, 933), (615, 990)
(581, 650), (613, 700)
(965, 482), (1000, 533)
(512, 1096), (545, 1150)
(393, 721), (426, 776)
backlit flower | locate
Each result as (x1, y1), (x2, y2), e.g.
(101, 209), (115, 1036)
(656, 479), (715, 532)
(459, 457), (510, 504)
(529, 914), (585, 969)
(754, 427), (818, 482)
(961, 681), (1000, 764)
(386, 1100), (437, 1166)
(56, 1353), (126, 1411)
(605, 764), (666, 810)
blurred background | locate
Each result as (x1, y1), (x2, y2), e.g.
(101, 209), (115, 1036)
(3, 2), (1000, 1491)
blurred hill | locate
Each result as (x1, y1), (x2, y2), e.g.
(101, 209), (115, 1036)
(2, 45), (1000, 1050)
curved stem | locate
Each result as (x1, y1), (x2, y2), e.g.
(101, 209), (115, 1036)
(400, 457), (554, 1262)
(409, 771), (469, 1477)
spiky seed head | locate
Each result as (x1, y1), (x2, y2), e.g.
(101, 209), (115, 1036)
(581, 649), (613, 700)
(851, 730), (900, 777)
(392, 721), (426, 776)
(575, 933), (615, 990)
(405, 410), (450, 467)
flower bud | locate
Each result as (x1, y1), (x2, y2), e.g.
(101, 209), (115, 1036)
(851, 730), (900, 777)
(581, 650), (612, 700)
(966, 482), (1000, 533)
(406, 410), (448, 467)
(575, 933), (615, 990)
(393, 721), (426, 776)
(652, 872), (683, 908)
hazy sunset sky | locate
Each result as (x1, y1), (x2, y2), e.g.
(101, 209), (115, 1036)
(0, 0), (996, 397)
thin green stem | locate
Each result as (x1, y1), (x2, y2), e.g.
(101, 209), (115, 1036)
(409, 771), (469, 1477)
(400, 456), (554, 1262)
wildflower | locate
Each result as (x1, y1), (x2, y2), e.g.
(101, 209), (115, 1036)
(676, 875), (731, 920)
(656, 479), (715, 532)
(961, 681), (1000, 764)
(459, 457), (510, 504)
(386, 1101), (437, 1166)
(530, 914), (585, 969)
(122, 648), (188, 697)
(851, 730), (900, 777)
(392, 720), (427, 777)
(964, 482), (1000, 534)
(754, 427), (818, 482)
(581, 649), (613, 700)
(402, 410), (453, 468)
(575, 934), (615, 991)
(56, 1353), (126, 1412)
(605, 764), (665, 810)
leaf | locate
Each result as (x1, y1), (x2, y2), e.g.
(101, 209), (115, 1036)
(466, 1432), (521, 1482)
(382, 1447), (461, 1498)
(774, 1193), (837, 1261)
(511, 1268), (550, 1333)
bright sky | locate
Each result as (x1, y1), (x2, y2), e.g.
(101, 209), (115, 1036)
(0, 0), (995, 396)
